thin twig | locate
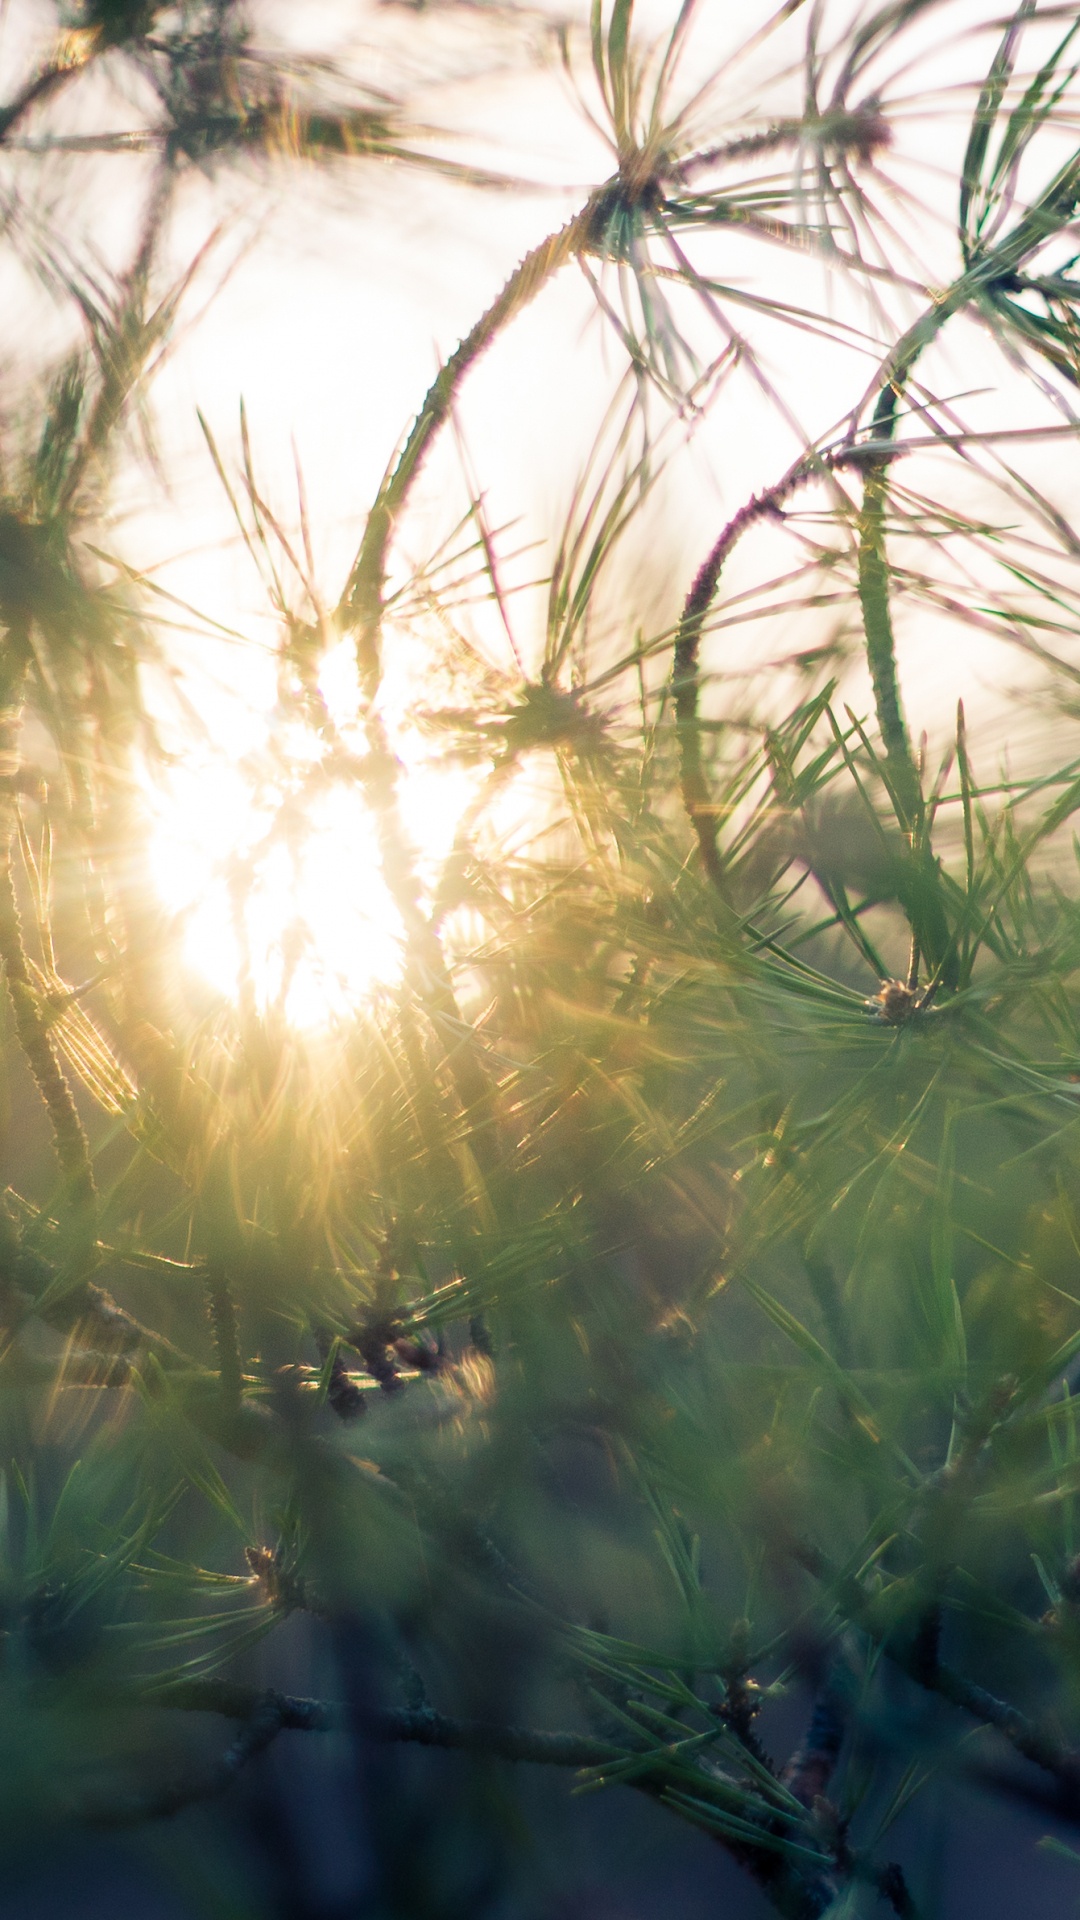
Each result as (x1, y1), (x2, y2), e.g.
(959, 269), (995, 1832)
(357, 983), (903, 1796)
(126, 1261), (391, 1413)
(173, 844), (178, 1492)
(337, 189), (616, 696)
(154, 1678), (618, 1767)
(86, 1694), (286, 1824)
(793, 1539), (1080, 1791)
(670, 441), (886, 887)
(204, 1262), (243, 1411)
(0, 46), (91, 143)
(855, 455), (921, 831)
(158, 1679), (838, 1917)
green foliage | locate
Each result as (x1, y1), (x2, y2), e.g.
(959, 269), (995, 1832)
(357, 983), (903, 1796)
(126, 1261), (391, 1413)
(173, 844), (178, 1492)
(6, 3), (1080, 1916)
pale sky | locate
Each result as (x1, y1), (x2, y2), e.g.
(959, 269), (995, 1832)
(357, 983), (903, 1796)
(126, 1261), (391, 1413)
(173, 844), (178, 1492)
(3, 0), (1079, 1019)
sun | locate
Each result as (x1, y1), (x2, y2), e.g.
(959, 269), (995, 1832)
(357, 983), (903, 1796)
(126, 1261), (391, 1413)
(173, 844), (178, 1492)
(145, 634), (482, 1031)
(148, 756), (402, 1028)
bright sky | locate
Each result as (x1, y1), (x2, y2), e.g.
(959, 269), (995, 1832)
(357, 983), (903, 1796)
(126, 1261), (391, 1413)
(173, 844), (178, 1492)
(3, 0), (1079, 1024)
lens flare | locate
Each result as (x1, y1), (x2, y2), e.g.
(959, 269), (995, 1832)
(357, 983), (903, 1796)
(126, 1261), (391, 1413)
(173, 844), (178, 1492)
(146, 633), (483, 1029)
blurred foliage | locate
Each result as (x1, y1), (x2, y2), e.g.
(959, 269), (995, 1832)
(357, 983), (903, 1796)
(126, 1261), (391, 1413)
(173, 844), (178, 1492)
(6, 3), (1080, 1918)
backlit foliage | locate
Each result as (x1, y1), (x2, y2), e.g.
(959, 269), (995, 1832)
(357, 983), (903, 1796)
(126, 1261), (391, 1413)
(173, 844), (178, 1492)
(5, 4), (1080, 1916)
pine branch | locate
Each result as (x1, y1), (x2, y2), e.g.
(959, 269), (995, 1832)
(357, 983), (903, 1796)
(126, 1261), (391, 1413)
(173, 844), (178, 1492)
(0, 42), (94, 143)
(157, 1680), (839, 1917)
(793, 1540), (1080, 1793)
(204, 1262), (243, 1411)
(670, 440), (895, 888)
(85, 1693), (287, 1825)
(155, 1677), (619, 1766)
(337, 191), (614, 697)
(855, 458), (921, 832)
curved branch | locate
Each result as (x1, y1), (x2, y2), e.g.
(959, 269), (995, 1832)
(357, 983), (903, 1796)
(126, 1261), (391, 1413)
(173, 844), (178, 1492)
(671, 443), (887, 888)
(667, 255), (1045, 898)
(331, 182), (629, 1123)
(0, 47), (91, 144)
(338, 190), (613, 696)
(670, 421), (957, 989)
(855, 454), (921, 833)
